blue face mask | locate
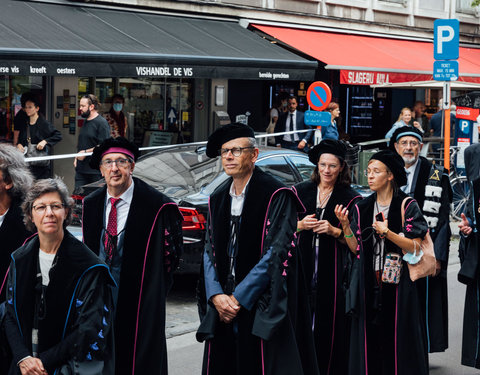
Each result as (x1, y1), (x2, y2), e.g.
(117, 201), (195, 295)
(113, 103), (123, 112)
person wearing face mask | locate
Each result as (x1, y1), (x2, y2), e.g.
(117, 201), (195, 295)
(391, 126), (452, 355)
(104, 94), (128, 139)
(74, 94), (111, 188)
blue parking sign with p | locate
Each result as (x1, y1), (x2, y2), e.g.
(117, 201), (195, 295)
(434, 19), (459, 60)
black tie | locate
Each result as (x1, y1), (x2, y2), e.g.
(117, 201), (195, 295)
(290, 113), (295, 142)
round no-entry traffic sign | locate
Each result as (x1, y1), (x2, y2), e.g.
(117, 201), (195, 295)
(306, 81), (332, 111)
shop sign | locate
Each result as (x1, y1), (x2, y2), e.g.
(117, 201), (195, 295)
(456, 106), (480, 121)
(0, 60), (314, 80)
(340, 70), (431, 85)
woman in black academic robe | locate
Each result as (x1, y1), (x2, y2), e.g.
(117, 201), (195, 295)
(294, 139), (361, 375)
(336, 150), (429, 375)
(4, 178), (114, 375)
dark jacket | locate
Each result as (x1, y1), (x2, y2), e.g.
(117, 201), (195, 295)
(197, 167), (319, 375)
(18, 116), (62, 149)
(275, 110), (312, 145)
(83, 177), (183, 375)
(5, 231), (115, 375)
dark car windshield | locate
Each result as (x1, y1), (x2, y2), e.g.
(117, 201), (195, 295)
(134, 146), (224, 199)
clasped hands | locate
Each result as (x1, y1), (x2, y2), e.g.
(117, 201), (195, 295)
(211, 294), (241, 323)
(298, 214), (337, 236)
(19, 357), (47, 375)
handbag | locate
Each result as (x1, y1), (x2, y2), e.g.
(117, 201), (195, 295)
(401, 198), (436, 282)
(266, 119), (276, 145)
(25, 125), (49, 167)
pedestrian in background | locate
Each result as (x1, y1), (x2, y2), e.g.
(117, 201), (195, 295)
(82, 137), (183, 375)
(275, 96), (312, 152)
(413, 101), (429, 134)
(16, 95), (62, 179)
(391, 126), (451, 353)
(197, 123), (319, 375)
(103, 94), (128, 139)
(321, 102), (341, 140)
(12, 93), (30, 147)
(266, 98), (280, 145)
(4, 178), (115, 375)
(74, 94), (110, 188)
(385, 107), (423, 140)
(294, 139), (361, 374)
(337, 150), (429, 375)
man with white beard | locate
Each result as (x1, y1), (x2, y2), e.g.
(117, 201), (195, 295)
(391, 126), (452, 354)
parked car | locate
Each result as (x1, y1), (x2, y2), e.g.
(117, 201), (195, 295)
(72, 144), (317, 273)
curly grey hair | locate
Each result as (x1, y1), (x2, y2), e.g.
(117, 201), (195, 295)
(22, 177), (74, 232)
(0, 144), (33, 199)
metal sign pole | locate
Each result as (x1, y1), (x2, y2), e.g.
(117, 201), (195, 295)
(443, 81), (451, 170)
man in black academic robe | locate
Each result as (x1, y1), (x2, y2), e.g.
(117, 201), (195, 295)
(458, 173), (480, 368)
(197, 123), (319, 375)
(82, 137), (183, 375)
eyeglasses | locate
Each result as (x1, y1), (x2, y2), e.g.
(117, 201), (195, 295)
(398, 140), (420, 147)
(33, 203), (65, 213)
(364, 169), (388, 177)
(319, 163), (339, 170)
(220, 147), (254, 158)
(100, 158), (130, 168)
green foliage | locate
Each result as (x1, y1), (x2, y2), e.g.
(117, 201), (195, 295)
(472, 0), (480, 7)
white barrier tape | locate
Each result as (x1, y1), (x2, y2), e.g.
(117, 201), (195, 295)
(24, 129), (311, 163)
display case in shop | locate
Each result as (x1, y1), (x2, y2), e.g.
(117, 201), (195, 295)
(347, 86), (374, 139)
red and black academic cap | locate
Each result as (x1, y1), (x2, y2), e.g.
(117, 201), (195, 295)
(369, 149), (407, 187)
(89, 137), (140, 170)
(206, 123), (255, 158)
(308, 139), (347, 165)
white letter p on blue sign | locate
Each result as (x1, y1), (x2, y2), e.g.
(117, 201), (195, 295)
(434, 19), (459, 60)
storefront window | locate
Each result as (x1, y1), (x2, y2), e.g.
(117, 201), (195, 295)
(117, 78), (193, 147)
(0, 76), (45, 142)
(78, 77), (91, 98)
(95, 78), (114, 104)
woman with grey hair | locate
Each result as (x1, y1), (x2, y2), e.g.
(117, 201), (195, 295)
(4, 178), (115, 375)
(0, 144), (33, 301)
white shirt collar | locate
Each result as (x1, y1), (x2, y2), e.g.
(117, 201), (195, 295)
(106, 179), (135, 205)
(229, 174), (253, 216)
(405, 158), (419, 173)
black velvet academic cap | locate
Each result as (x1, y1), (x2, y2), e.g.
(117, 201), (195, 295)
(206, 123), (255, 158)
(308, 139), (347, 165)
(389, 126), (423, 151)
(369, 149), (407, 187)
(89, 137), (140, 170)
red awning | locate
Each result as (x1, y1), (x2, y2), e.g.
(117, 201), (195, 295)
(253, 24), (480, 83)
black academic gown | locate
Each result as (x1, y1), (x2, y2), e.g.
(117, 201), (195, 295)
(0, 199), (31, 301)
(348, 192), (429, 375)
(411, 156), (451, 353)
(196, 167), (319, 375)
(294, 181), (361, 375)
(82, 177), (183, 375)
(459, 177), (480, 369)
(4, 231), (115, 375)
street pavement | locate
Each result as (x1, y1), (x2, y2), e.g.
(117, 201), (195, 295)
(166, 223), (480, 374)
